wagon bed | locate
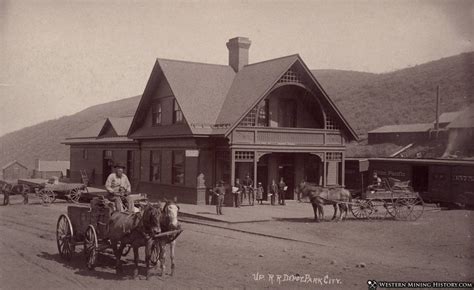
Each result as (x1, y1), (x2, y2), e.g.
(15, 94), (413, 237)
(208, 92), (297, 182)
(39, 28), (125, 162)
(349, 178), (424, 221)
(18, 178), (87, 204)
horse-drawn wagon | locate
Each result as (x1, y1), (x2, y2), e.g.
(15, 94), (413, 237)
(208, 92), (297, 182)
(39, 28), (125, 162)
(350, 177), (424, 221)
(298, 177), (424, 222)
(56, 194), (183, 278)
(17, 178), (88, 204)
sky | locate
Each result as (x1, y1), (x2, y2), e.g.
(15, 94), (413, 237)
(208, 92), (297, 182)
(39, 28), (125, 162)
(0, 0), (473, 136)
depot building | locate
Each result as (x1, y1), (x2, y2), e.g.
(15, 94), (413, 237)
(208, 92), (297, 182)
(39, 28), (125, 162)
(65, 37), (358, 205)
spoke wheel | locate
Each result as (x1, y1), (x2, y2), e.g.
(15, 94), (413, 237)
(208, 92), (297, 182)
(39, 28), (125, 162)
(383, 201), (396, 217)
(351, 200), (374, 219)
(150, 241), (159, 266)
(39, 188), (56, 204)
(407, 197), (424, 221)
(67, 188), (82, 203)
(84, 225), (98, 270)
(56, 214), (75, 260)
(394, 198), (412, 220)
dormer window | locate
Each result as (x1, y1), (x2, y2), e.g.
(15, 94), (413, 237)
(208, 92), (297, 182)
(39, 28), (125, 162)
(152, 101), (162, 126)
(173, 99), (183, 123)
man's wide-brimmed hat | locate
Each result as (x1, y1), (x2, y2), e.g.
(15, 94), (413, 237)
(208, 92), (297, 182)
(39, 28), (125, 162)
(114, 163), (126, 169)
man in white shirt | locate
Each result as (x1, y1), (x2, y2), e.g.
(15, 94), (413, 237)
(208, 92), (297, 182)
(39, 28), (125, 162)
(105, 163), (134, 212)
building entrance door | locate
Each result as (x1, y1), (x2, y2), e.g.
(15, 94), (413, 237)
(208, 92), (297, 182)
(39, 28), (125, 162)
(278, 154), (295, 200)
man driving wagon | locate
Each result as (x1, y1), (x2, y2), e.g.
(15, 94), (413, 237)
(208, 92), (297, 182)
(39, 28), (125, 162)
(105, 163), (135, 212)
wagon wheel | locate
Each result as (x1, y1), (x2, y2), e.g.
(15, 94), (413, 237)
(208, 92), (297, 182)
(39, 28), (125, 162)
(406, 197), (424, 221)
(393, 198), (413, 221)
(84, 225), (98, 270)
(67, 188), (83, 204)
(351, 200), (374, 219)
(383, 200), (396, 218)
(39, 188), (56, 204)
(56, 214), (75, 260)
(150, 241), (159, 266)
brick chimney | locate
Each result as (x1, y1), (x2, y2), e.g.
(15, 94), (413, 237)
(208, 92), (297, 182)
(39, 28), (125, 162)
(226, 37), (251, 72)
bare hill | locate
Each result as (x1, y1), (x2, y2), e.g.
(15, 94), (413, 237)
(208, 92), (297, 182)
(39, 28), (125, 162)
(0, 52), (472, 168)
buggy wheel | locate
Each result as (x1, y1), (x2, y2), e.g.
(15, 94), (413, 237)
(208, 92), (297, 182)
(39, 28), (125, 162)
(39, 188), (56, 204)
(394, 198), (412, 220)
(67, 188), (83, 204)
(383, 201), (396, 217)
(150, 241), (159, 266)
(351, 200), (374, 219)
(84, 225), (98, 270)
(57, 214), (75, 260)
(407, 197), (424, 221)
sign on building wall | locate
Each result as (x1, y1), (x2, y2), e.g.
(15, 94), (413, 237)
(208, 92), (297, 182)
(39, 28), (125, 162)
(185, 150), (199, 157)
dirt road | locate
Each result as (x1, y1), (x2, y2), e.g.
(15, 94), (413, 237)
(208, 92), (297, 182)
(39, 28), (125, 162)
(0, 195), (472, 289)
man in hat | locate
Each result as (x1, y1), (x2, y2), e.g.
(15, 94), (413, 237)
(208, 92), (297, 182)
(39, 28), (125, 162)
(105, 163), (133, 212)
(212, 180), (226, 215)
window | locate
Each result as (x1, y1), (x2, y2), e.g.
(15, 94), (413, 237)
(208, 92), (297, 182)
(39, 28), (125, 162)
(83, 149), (88, 160)
(172, 151), (185, 184)
(240, 99), (269, 127)
(151, 101), (162, 126)
(150, 150), (161, 182)
(104, 150), (113, 159)
(173, 99), (183, 123)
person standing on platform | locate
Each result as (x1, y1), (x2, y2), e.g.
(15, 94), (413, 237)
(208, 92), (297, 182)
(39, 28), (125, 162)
(269, 179), (278, 205)
(233, 178), (243, 208)
(278, 177), (287, 205)
(213, 180), (226, 215)
(256, 182), (264, 205)
(243, 174), (254, 206)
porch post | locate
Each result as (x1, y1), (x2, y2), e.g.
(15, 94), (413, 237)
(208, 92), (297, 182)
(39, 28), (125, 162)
(253, 150), (258, 188)
(230, 149), (235, 187)
(322, 152), (327, 187)
(341, 151), (345, 187)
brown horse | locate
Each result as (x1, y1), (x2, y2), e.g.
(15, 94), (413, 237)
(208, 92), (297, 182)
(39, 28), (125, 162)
(157, 200), (181, 277)
(297, 181), (351, 222)
(108, 202), (162, 279)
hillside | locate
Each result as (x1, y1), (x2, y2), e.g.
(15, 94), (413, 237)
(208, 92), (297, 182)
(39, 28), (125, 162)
(0, 52), (472, 168)
(0, 96), (140, 169)
(313, 52), (473, 135)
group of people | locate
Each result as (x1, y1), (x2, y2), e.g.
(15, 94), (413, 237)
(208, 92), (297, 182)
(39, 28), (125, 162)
(210, 174), (288, 215)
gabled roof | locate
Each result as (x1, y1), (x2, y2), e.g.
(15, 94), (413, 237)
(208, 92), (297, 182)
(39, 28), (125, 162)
(128, 59), (236, 137)
(369, 123), (433, 133)
(128, 54), (358, 140)
(71, 119), (107, 138)
(2, 160), (28, 170)
(215, 55), (299, 127)
(159, 59), (236, 127)
(106, 117), (134, 136)
(447, 103), (474, 129)
(64, 116), (135, 144)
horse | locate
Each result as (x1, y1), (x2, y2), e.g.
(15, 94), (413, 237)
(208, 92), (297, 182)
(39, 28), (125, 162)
(157, 200), (181, 277)
(297, 181), (351, 222)
(107, 202), (162, 279)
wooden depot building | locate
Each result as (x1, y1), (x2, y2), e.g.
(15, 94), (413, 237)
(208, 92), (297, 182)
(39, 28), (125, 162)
(66, 37), (358, 205)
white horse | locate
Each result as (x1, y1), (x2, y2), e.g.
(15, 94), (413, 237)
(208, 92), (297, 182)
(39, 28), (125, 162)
(157, 200), (181, 276)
